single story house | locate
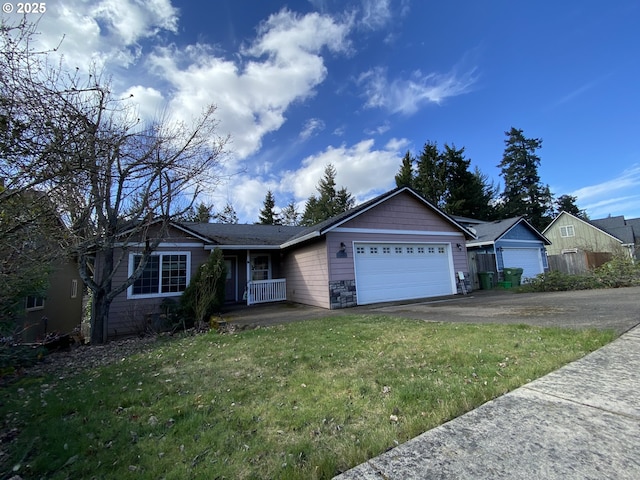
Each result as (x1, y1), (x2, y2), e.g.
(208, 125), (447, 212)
(457, 216), (551, 285)
(102, 187), (476, 339)
(543, 211), (639, 260)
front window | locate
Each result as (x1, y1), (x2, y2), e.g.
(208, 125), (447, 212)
(250, 254), (271, 281)
(26, 296), (45, 310)
(130, 252), (189, 298)
(560, 225), (575, 238)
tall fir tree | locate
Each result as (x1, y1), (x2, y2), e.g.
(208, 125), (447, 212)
(414, 141), (446, 208)
(440, 144), (472, 215)
(280, 200), (300, 226)
(182, 202), (214, 223)
(395, 142), (496, 219)
(469, 167), (498, 220)
(215, 202), (239, 224)
(300, 164), (355, 226)
(257, 190), (280, 225)
(394, 150), (415, 188)
(554, 194), (588, 220)
(498, 127), (554, 230)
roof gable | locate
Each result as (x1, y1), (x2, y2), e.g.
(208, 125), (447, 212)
(543, 211), (626, 244)
(282, 187), (476, 247)
(469, 217), (550, 246)
(169, 188), (476, 250)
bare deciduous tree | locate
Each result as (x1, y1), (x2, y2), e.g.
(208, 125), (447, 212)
(1, 19), (229, 343)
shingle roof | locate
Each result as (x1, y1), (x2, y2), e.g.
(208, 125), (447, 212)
(468, 217), (550, 245)
(469, 217), (521, 244)
(590, 216), (638, 245)
(175, 187), (476, 249)
(177, 223), (306, 246)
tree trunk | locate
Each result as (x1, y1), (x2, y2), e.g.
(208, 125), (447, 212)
(91, 288), (111, 344)
(89, 245), (115, 345)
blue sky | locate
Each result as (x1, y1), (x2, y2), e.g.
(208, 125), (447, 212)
(7, 0), (640, 223)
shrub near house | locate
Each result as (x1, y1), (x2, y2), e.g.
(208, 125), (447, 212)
(179, 248), (226, 327)
(521, 255), (640, 292)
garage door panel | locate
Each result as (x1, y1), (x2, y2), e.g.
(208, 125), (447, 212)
(501, 248), (543, 280)
(354, 242), (454, 304)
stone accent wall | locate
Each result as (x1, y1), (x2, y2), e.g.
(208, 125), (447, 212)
(329, 280), (357, 309)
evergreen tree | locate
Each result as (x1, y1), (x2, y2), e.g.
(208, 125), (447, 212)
(280, 201), (300, 226)
(300, 196), (321, 226)
(300, 164), (355, 226)
(440, 144), (473, 215)
(414, 141), (446, 208)
(215, 202), (239, 224)
(497, 127), (554, 230)
(555, 194), (588, 219)
(258, 190), (280, 225)
(394, 150), (415, 188)
(469, 167), (498, 220)
(181, 202), (214, 223)
(335, 186), (355, 215)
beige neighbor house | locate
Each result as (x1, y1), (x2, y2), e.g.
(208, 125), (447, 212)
(98, 187), (476, 339)
(542, 211), (639, 273)
(20, 258), (84, 342)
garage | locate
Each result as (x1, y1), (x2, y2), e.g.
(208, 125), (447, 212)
(353, 242), (455, 305)
(501, 247), (544, 281)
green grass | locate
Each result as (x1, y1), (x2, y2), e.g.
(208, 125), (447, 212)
(1, 315), (616, 479)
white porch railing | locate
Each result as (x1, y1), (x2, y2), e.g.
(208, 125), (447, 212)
(247, 278), (287, 305)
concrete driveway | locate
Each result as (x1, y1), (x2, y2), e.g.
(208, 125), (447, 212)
(224, 286), (640, 335)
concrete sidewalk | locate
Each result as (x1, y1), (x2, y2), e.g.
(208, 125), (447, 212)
(334, 325), (640, 479)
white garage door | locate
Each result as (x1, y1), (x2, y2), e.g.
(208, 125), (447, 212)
(354, 243), (455, 305)
(501, 248), (543, 281)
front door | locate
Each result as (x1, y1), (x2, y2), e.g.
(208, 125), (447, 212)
(224, 257), (237, 302)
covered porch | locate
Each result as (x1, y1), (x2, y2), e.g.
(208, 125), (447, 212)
(210, 247), (287, 306)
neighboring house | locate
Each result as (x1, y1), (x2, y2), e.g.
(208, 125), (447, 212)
(458, 217), (551, 286)
(101, 187), (476, 339)
(0, 186), (84, 342)
(542, 212), (638, 272)
(20, 258), (84, 342)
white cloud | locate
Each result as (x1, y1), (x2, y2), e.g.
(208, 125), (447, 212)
(572, 164), (640, 219)
(147, 9), (352, 160)
(280, 138), (408, 200)
(122, 86), (166, 120)
(358, 64), (478, 114)
(29, 0), (178, 69)
(359, 0), (393, 30)
(215, 137), (410, 223)
(299, 118), (326, 141)
(364, 121), (390, 135)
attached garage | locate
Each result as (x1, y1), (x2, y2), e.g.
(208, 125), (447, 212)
(353, 242), (456, 305)
(501, 247), (544, 280)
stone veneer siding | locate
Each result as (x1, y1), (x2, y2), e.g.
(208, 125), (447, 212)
(329, 280), (357, 309)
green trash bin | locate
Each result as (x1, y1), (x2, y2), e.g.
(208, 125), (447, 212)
(503, 267), (524, 287)
(478, 271), (494, 290)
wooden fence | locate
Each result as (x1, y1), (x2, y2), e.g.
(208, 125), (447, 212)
(467, 252), (497, 290)
(547, 251), (612, 275)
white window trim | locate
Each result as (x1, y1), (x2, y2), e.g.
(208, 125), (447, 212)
(560, 225), (575, 238)
(127, 251), (191, 299)
(25, 296), (45, 311)
(249, 253), (272, 281)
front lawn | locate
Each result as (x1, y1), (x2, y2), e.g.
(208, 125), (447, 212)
(0, 315), (616, 479)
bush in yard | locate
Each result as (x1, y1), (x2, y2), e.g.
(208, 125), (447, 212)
(522, 270), (597, 292)
(593, 255), (640, 288)
(179, 248), (226, 328)
(521, 255), (640, 292)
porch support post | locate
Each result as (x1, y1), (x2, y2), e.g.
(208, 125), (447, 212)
(246, 249), (251, 283)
